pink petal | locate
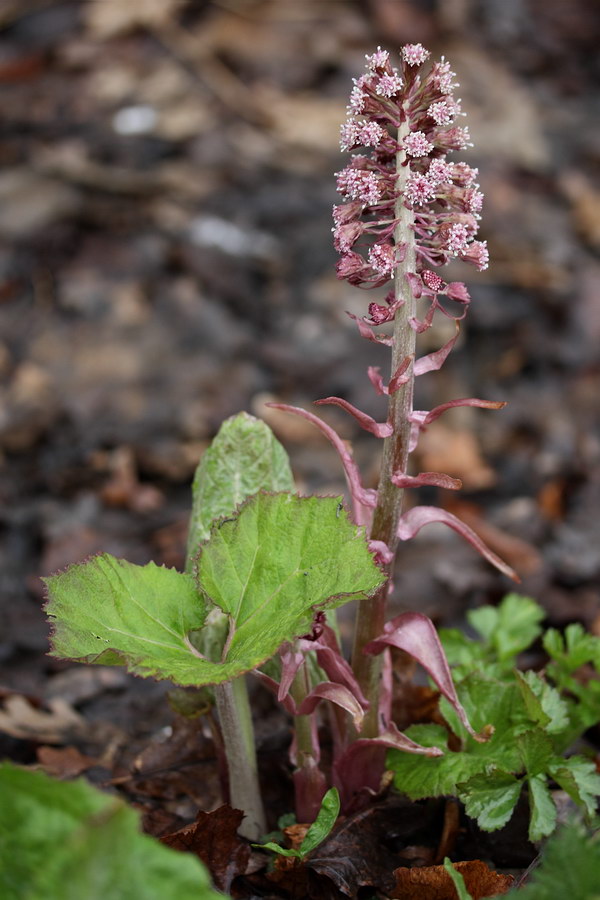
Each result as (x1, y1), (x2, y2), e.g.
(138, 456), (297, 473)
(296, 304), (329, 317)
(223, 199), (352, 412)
(298, 682), (365, 730)
(391, 471), (462, 490)
(314, 397), (392, 438)
(346, 311), (394, 346)
(364, 612), (486, 741)
(265, 404), (377, 523)
(422, 397), (507, 426)
(396, 505), (520, 581)
(414, 326), (459, 376)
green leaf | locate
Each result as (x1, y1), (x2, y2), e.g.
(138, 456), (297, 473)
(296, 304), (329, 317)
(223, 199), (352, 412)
(507, 822), (600, 899)
(253, 841), (301, 859)
(528, 775), (556, 842)
(443, 858), (473, 900)
(196, 493), (385, 674)
(0, 763), (221, 900)
(388, 725), (486, 799)
(549, 757), (600, 819)
(469, 593), (544, 663)
(516, 729), (554, 778)
(458, 771), (523, 832)
(45, 557), (210, 683)
(186, 412), (294, 566)
(299, 788), (341, 857)
(515, 670), (570, 735)
(46, 494), (384, 687)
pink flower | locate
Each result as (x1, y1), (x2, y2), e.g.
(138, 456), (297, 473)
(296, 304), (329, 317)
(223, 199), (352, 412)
(422, 270), (445, 292)
(340, 120), (361, 151)
(365, 47), (390, 70)
(430, 58), (458, 94)
(405, 174), (436, 206)
(427, 157), (453, 185)
(436, 127), (472, 151)
(443, 223), (470, 255)
(332, 201), (364, 226)
(368, 302), (394, 324)
(465, 188), (484, 215)
(336, 251), (370, 280)
(368, 243), (397, 276)
(336, 167), (382, 205)
(404, 131), (434, 157)
(461, 240), (489, 270)
(445, 282), (471, 302)
(348, 75), (370, 113)
(375, 73), (403, 98)
(402, 44), (430, 67)
(333, 221), (363, 253)
(359, 121), (386, 147)
(452, 162), (479, 186)
(428, 98), (461, 125)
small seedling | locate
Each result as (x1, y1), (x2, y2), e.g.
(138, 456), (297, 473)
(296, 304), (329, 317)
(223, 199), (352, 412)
(254, 787), (341, 860)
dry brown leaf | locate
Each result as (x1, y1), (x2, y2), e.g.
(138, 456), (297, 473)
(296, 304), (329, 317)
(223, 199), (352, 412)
(392, 859), (514, 899)
(0, 695), (85, 743)
(84, 0), (187, 39)
(416, 422), (497, 490)
(37, 745), (99, 778)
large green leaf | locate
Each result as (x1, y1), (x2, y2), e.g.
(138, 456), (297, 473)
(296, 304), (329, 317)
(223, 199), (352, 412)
(45, 557), (209, 682)
(0, 763), (222, 900)
(196, 492), (385, 668)
(46, 494), (384, 686)
(186, 412), (294, 567)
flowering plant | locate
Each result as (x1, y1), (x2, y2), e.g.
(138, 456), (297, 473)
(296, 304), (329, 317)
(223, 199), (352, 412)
(44, 45), (521, 843)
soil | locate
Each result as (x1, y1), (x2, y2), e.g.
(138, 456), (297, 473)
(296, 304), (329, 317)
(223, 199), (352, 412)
(0, 1), (599, 897)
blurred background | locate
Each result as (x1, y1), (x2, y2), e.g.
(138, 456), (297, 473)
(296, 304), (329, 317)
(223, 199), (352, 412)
(0, 0), (598, 702)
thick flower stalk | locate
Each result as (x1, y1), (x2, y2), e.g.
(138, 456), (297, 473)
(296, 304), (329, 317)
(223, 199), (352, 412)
(331, 44), (515, 734)
(273, 45), (517, 745)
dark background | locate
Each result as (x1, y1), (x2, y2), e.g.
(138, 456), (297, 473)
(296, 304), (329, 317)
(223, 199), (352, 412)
(0, 0), (598, 760)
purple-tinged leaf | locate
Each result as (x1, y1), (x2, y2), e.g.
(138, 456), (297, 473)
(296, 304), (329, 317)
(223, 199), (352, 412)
(333, 722), (443, 803)
(420, 397), (507, 426)
(265, 404), (377, 524)
(409, 299), (437, 333)
(308, 625), (370, 709)
(346, 311), (394, 346)
(314, 397), (392, 438)
(252, 669), (297, 715)
(278, 644), (306, 701)
(405, 271), (423, 299)
(294, 759), (327, 823)
(364, 612), (488, 741)
(388, 357), (413, 393)
(299, 683), (365, 730)
(396, 505), (520, 581)
(368, 540), (394, 566)
(391, 471), (462, 490)
(414, 326), (459, 376)
(367, 366), (386, 395)
(368, 358), (412, 396)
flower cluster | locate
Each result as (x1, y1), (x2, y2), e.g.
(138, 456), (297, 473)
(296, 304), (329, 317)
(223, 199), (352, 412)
(333, 44), (488, 318)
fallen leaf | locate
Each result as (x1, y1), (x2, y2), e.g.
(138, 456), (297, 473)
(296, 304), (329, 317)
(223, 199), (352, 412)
(392, 859), (514, 899)
(36, 745), (99, 778)
(83, 0), (187, 38)
(306, 795), (433, 897)
(0, 694), (85, 743)
(161, 805), (250, 893)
